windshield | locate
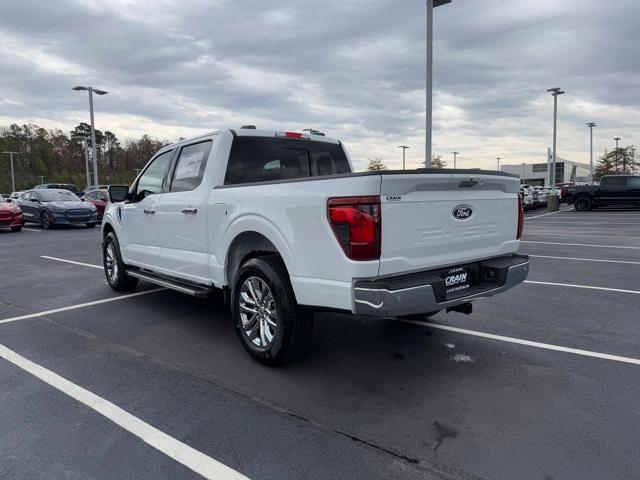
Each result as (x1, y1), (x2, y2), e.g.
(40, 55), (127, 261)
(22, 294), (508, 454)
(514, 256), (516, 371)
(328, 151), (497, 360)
(39, 190), (80, 202)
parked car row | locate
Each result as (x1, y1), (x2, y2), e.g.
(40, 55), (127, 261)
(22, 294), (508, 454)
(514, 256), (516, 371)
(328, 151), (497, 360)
(519, 185), (560, 210)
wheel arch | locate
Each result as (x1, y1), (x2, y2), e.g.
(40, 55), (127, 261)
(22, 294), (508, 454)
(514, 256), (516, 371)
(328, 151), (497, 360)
(225, 231), (289, 288)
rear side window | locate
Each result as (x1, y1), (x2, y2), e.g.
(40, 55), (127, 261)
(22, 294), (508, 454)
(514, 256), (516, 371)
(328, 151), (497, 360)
(601, 177), (626, 187)
(169, 140), (213, 192)
(224, 137), (350, 185)
(626, 177), (640, 187)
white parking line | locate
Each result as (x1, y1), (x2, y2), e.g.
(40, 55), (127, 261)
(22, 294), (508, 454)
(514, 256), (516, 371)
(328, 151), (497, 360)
(526, 225), (640, 231)
(396, 320), (640, 366)
(22, 227), (41, 232)
(530, 221), (640, 226)
(41, 255), (103, 270)
(525, 208), (573, 220)
(521, 241), (640, 250)
(0, 343), (248, 480)
(525, 231), (640, 239)
(529, 254), (640, 266)
(524, 280), (640, 295)
(0, 289), (165, 325)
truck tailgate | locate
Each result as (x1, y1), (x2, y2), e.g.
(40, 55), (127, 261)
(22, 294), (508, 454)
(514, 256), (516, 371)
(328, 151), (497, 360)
(379, 172), (521, 276)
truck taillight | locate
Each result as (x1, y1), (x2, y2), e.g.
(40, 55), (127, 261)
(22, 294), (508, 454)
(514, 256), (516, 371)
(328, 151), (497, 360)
(327, 196), (381, 261)
(517, 195), (524, 240)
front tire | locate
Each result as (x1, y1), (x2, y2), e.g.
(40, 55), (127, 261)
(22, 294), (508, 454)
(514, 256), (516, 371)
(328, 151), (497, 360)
(232, 256), (314, 365)
(41, 211), (52, 229)
(103, 232), (139, 292)
(574, 196), (593, 212)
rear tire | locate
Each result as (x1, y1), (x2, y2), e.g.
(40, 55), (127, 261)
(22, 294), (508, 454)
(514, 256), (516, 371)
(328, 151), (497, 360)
(232, 255), (314, 365)
(86, 223), (97, 228)
(574, 196), (593, 212)
(103, 232), (139, 292)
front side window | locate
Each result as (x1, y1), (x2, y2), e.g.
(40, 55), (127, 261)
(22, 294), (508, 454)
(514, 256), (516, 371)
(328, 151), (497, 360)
(134, 150), (173, 202)
(170, 141), (212, 192)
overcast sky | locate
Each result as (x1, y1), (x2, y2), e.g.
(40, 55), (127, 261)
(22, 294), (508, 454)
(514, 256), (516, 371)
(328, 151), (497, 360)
(1, 0), (639, 170)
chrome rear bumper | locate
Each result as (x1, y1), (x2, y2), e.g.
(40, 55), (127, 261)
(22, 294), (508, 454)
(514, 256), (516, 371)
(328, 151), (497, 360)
(353, 254), (529, 317)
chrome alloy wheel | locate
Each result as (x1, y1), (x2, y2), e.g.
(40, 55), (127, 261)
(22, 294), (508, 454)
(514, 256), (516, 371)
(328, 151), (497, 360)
(105, 242), (119, 283)
(239, 276), (278, 349)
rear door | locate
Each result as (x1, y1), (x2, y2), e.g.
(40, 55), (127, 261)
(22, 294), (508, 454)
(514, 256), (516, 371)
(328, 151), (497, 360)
(625, 176), (640, 202)
(157, 137), (217, 283)
(378, 172), (520, 276)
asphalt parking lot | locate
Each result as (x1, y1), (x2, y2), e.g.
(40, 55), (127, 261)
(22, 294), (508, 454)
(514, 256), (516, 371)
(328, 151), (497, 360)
(1, 207), (639, 480)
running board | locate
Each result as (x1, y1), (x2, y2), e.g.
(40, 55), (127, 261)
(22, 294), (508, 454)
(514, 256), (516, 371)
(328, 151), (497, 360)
(126, 269), (214, 298)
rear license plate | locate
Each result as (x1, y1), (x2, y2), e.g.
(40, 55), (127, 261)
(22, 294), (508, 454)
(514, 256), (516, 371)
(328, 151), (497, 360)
(443, 266), (470, 297)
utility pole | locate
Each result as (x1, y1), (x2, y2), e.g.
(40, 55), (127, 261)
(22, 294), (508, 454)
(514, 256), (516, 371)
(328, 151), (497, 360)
(73, 86), (108, 186)
(547, 87), (565, 187)
(38, 175), (45, 184)
(496, 157), (501, 170)
(2, 151), (18, 192)
(451, 151), (459, 169)
(586, 122), (596, 183)
(79, 137), (91, 190)
(425, 0), (452, 167)
(398, 145), (410, 170)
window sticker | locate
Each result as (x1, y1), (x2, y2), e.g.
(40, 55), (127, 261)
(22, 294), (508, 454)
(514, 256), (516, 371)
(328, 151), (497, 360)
(174, 150), (205, 180)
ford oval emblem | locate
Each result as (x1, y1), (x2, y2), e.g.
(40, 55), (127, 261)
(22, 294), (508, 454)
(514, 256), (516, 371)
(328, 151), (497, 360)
(452, 205), (473, 220)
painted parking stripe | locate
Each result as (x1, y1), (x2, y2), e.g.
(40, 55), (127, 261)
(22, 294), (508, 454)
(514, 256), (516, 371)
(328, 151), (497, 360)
(0, 289), (165, 325)
(521, 240), (640, 250)
(525, 208), (574, 220)
(529, 254), (640, 266)
(530, 221), (640, 226)
(396, 320), (640, 366)
(22, 227), (41, 232)
(41, 255), (103, 270)
(526, 226), (640, 231)
(524, 280), (640, 295)
(0, 343), (248, 480)
(524, 231), (640, 239)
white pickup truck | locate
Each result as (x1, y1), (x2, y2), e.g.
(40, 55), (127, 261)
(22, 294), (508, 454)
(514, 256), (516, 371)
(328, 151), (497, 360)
(102, 128), (529, 364)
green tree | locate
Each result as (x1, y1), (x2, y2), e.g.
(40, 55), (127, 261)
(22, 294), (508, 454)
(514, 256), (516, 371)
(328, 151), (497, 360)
(593, 146), (639, 181)
(366, 158), (387, 171)
(431, 154), (446, 168)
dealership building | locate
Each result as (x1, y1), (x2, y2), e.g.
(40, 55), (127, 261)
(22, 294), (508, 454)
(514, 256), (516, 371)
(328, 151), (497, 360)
(499, 155), (591, 186)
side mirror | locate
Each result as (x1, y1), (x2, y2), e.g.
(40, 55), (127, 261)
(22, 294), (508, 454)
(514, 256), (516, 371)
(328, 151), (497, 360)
(109, 185), (129, 203)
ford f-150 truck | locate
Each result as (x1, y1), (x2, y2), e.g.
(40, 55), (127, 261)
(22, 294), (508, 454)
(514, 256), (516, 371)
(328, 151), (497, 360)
(102, 128), (529, 364)
(566, 175), (640, 211)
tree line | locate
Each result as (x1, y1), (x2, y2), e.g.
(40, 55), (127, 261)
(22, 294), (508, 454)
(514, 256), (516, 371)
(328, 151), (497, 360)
(0, 123), (169, 193)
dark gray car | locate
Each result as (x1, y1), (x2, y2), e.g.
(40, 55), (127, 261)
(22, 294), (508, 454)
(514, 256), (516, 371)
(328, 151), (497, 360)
(16, 189), (99, 229)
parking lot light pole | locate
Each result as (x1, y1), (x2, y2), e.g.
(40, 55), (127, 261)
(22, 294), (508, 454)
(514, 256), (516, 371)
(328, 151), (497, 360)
(73, 86), (108, 186)
(425, 0), (452, 167)
(522, 162), (526, 184)
(586, 122), (596, 183)
(79, 137), (91, 190)
(2, 151), (18, 192)
(496, 157), (501, 170)
(451, 151), (459, 169)
(547, 88), (565, 187)
(398, 145), (410, 170)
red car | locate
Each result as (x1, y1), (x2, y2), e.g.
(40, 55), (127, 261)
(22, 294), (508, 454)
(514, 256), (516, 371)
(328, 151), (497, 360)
(0, 200), (23, 232)
(81, 189), (110, 219)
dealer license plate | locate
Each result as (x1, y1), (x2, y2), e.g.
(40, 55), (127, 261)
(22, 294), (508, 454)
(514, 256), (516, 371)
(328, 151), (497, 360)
(443, 266), (470, 297)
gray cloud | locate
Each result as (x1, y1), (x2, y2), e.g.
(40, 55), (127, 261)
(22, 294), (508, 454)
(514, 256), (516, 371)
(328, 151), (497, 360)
(0, 0), (638, 169)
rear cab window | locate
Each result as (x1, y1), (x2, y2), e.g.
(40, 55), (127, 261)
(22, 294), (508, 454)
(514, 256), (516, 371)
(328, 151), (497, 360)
(600, 177), (626, 188)
(224, 136), (351, 185)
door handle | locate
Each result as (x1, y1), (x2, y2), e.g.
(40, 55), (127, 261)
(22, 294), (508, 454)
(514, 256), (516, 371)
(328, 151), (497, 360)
(143, 208), (156, 215)
(181, 208), (198, 215)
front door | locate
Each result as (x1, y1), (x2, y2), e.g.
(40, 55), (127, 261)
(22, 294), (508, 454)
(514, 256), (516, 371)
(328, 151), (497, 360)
(120, 149), (173, 268)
